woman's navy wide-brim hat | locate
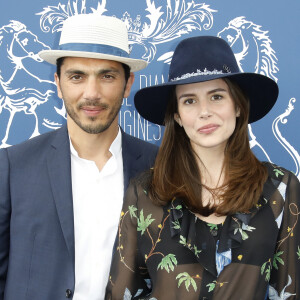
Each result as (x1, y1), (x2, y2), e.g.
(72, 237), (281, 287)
(134, 35), (279, 125)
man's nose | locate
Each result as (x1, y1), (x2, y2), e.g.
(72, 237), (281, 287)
(83, 78), (101, 100)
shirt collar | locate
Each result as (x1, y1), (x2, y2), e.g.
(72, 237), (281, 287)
(69, 127), (122, 159)
(109, 127), (122, 158)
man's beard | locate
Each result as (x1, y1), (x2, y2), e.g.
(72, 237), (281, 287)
(65, 98), (122, 134)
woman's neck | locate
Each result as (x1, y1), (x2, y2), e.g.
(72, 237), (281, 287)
(193, 145), (227, 221)
(196, 149), (225, 189)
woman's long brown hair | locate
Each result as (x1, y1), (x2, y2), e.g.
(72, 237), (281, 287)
(149, 78), (268, 216)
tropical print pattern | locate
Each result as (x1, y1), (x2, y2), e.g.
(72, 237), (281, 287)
(105, 162), (300, 299)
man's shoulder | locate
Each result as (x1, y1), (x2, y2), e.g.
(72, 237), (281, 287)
(121, 130), (159, 152)
(2, 126), (68, 159)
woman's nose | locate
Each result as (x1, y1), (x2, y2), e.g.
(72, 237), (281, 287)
(198, 101), (212, 119)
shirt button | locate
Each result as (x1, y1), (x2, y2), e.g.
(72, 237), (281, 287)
(66, 289), (72, 298)
(211, 229), (218, 237)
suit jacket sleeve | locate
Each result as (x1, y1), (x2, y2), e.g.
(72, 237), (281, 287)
(0, 149), (11, 299)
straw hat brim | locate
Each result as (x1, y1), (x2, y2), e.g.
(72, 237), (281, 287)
(39, 49), (148, 72)
(134, 72), (279, 125)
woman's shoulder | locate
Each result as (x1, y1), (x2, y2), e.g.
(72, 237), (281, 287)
(126, 169), (156, 205)
(130, 168), (153, 190)
(262, 162), (300, 197)
(126, 169), (165, 218)
(263, 161), (297, 181)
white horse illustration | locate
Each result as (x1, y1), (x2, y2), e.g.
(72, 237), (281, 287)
(217, 16), (278, 81)
(0, 20), (64, 147)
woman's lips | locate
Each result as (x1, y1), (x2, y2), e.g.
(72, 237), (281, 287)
(198, 124), (219, 134)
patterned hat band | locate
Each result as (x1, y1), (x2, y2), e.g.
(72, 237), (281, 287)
(170, 68), (231, 82)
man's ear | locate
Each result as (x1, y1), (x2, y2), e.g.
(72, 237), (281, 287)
(54, 73), (63, 99)
(174, 113), (182, 127)
(124, 72), (135, 98)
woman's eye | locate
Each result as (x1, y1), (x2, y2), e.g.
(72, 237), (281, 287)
(211, 94), (223, 101)
(184, 98), (195, 105)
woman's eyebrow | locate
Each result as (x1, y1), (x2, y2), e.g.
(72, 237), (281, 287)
(207, 88), (227, 94)
(178, 88), (228, 100)
(177, 93), (195, 100)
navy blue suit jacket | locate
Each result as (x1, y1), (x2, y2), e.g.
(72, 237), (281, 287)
(0, 125), (158, 299)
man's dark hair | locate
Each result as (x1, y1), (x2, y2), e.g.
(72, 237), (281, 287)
(56, 57), (131, 82)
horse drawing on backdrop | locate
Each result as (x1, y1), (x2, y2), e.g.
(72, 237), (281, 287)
(217, 16), (278, 81)
(37, 0), (216, 63)
(0, 20), (64, 148)
(217, 17), (279, 162)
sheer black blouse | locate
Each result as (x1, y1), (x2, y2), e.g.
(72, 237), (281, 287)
(105, 163), (300, 299)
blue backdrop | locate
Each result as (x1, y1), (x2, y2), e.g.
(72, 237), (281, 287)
(1, 0), (300, 178)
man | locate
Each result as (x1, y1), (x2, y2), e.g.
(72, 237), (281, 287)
(0, 14), (158, 299)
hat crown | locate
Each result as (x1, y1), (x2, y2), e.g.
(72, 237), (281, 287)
(38, 13), (148, 71)
(59, 14), (129, 53)
(169, 36), (240, 82)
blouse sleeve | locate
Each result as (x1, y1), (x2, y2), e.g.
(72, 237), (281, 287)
(105, 179), (150, 300)
(269, 171), (300, 298)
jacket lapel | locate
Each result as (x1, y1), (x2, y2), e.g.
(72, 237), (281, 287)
(121, 130), (141, 191)
(47, 126), (75, 265)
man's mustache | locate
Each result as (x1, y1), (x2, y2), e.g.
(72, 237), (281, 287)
(77, 100), (109, 110)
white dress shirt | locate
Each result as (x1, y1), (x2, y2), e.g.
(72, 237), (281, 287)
(70, 129), (124, 299)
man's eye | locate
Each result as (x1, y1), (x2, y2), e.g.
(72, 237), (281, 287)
(70, 75), (82, 80)
(103, 74), (115, 79)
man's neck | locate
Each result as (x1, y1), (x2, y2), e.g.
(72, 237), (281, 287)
(67, 119), (119, 171)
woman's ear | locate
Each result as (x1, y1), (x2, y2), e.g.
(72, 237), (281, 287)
(174, 113), (182, 127)
(236, 107), (241, 117)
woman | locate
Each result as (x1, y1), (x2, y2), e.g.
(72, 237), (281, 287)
(105, 36), (300, 299)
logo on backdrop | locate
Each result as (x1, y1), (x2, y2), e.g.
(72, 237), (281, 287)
(0, 0), (299, 178)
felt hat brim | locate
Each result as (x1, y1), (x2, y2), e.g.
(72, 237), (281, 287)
(134, 72), (279, 125)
